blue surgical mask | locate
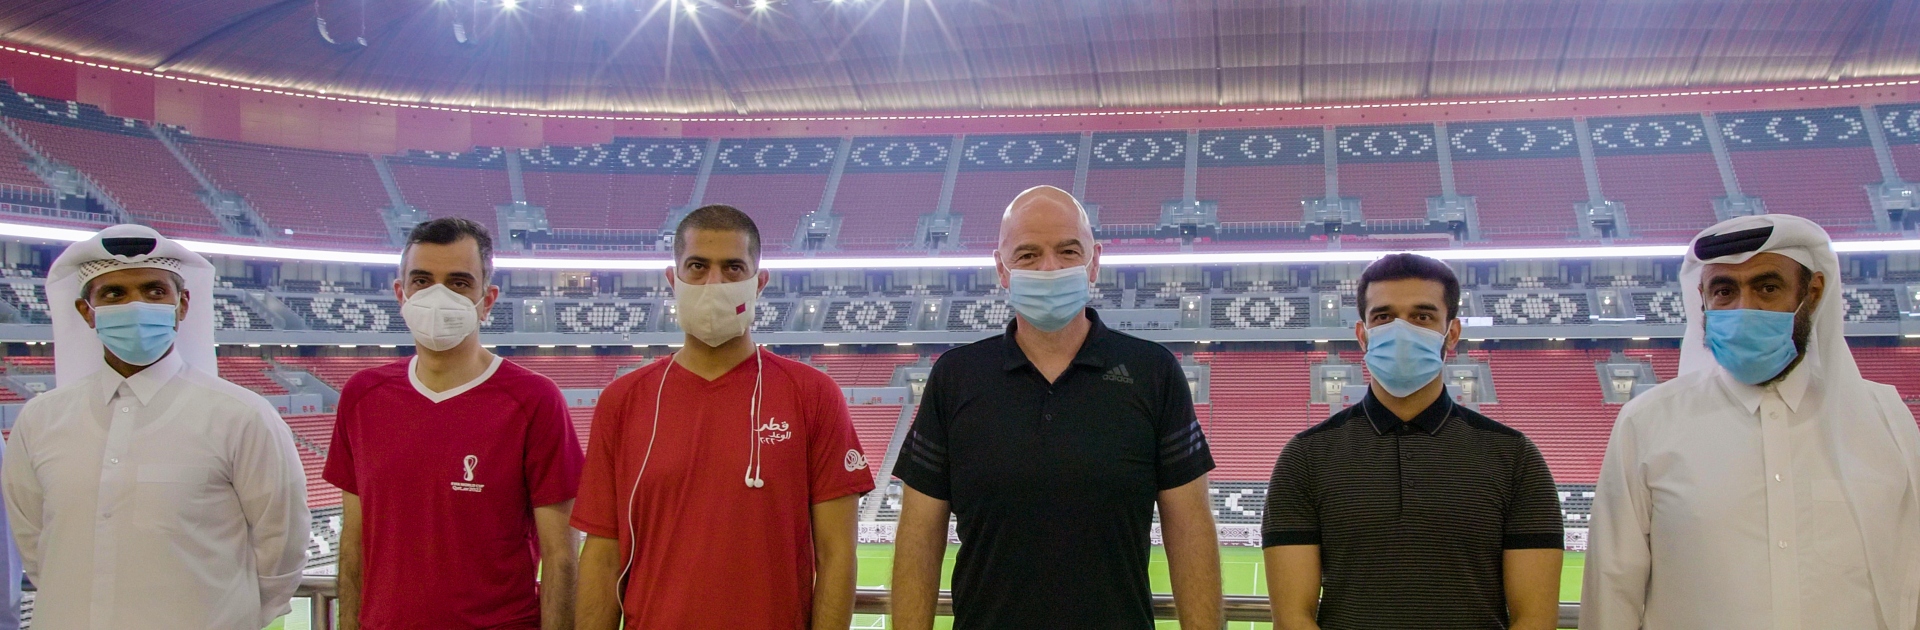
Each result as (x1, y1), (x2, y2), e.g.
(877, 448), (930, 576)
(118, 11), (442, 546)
(1007, 266), (1090, 333)
(1704, 307), (1800, 385)
(91, 302), (179, 366)
(1363, 319), (1448, 397)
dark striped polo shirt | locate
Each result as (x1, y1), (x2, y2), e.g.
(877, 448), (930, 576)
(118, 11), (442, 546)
(895, 308), (1215, 630)
(1263, 390), (1562, 630)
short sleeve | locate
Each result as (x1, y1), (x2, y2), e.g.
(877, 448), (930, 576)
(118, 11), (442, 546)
(320, 378), (361, 495)
(522, 378), (586, 508)
(1154, 355), (1214, 491)
(805, 370), (876, 504)
(570, 371), (635, 539)
(891, 363), (951, 501)
(1502, 438), (1564, 549)
(1261, 437), (1320, 547)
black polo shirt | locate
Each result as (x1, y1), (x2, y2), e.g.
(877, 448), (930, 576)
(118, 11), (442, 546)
(895, 308), (1214, 630)
(1262, 390), (1562, 630)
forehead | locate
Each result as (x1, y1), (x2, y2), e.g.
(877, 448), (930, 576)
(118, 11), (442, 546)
(87, 266), (176, 288)
(678, 228), (753, 260)
(1701, 252), (1802, 282)
(403, 237), (483, 273)
(999, 201), (1090, 248)
(1363, 277), (1446, 308)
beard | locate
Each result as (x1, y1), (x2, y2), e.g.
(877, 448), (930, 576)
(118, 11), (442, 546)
(1760, 295), (1817, 386)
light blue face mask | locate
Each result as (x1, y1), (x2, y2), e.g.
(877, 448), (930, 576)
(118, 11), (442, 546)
(1704, 306), (1801, 385)
(1363, 319), (1448, 397)
(91, 301), (179, 366)
(1007, 266), (1090, 333)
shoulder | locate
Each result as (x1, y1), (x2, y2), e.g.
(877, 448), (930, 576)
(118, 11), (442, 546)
(1455, 405), (1527, 440)
(929, 335), (1005, 377)
(1102, 328), (1179, 365)
(178, 367), (285, 426)
(1617, 369), (1717, 425)
(1291, 406), (1361, 443)
(765, 351), (836, 389)
(340, 358), (409, 394)
(492, 359), (564, 399)
(602, 357), (669, 396)
(16, 378), (95, 428)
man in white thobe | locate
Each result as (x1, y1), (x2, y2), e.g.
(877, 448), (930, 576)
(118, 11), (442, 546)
(1, 224), (309, 630)
(1582, 214), (1920, 630)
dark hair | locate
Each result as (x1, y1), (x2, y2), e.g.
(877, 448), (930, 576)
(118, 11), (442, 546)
(404, 217), (494, 282)
(673, 204), (762, 264)
(1355, 253), (1461, 320)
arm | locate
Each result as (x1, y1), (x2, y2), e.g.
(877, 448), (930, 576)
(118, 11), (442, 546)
(1263, 545), (1321, 630)
(810, 494), (860, 630)
(337, 492), (363, 630)
(1, 426), (40, 584)
(535, 501), (579, 630)
(1158, 475), (1222, 630)
(234, 411), (311, 628)
(575, 535), (624, 630)
(1579, 412), (1652, 630)
(890, 486), (949, 630)
(1503, 549), (1563, 630)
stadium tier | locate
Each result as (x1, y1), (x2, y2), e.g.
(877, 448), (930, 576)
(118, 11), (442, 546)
(1, 80), (1917, 253)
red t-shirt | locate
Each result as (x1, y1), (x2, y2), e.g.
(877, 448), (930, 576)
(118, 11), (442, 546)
(323, 357), (585, 630)
(571, 349), (875, 629)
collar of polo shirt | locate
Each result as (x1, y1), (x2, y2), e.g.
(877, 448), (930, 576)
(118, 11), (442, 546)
(1000, 306), (1109, 373)
(1360, 389), (1455, 436)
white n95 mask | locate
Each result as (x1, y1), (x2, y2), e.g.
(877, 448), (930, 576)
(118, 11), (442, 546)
(401, 283), (481, 351)
(674, 277), (759, 347)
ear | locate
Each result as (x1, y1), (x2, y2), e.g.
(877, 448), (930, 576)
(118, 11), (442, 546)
(76, 298), (95, 329)
(1443, 318), (1463, 355)
(175, 291), (190, 326)
(1353, 320), (1367, 346)
(993, 251), (1011, 289)
(392, 278), (406, 302)
(1807, 271), (1827, 311)
(663, 266), (677, 289)
(1087, 242), (1102, 281)
(479, 283), (500, 313)
(755, 269), (770, 293)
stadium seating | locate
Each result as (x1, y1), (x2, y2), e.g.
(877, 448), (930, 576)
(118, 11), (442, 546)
(753, 301), (793, 333)
(555, 301), (652, 334)
(179, 137), (391, 244)
(821, 300), (916, 333)
(1481, 292), (1593, 325)
(1720, 108), (1883, 233)
(499, 355), (649, 389)
(213, 293), (274, 331)
(1211, 295), (1311, 329)
(1842, 288), (1900, 322)
(1852, 346), (1920, 422)
(1197, 165), (1318, 224)
(1630, 291), (1686, 324)
(216, 356), (289, 396)
(282, 413), (342, 507)
(848, 405), (904, 480)
(1192, 351), (1318, 481)
(0, 131), (45, 191)
(522, 169), (693, 231)
(282, 295), (405, 333)
(387, 155), (513, 234)
(946, 298), (1012, 332)
(276, 356), (396, 390)
(830, 172), (943, 248)
(949, 169), (1075, 245)
(9, 119), (223, 235)
(1449, 120), (1587, 239)
(702, 172), (830, 248)
(2, 281), (50, 324)
(1474, 349), (1615, 483)
(808, 353), (919, 387)
(1084, 166), (1185, 227)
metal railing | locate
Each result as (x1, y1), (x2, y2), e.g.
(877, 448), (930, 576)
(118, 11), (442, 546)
(291, 575), (1583, 629)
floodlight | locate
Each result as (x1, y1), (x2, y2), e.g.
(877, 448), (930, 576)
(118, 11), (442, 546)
(502, 0), (519, 9)
(573, 3), (585, 11)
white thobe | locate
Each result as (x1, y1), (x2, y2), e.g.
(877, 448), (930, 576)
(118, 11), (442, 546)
(0, 352), (309, 630)
(1582, 361), (1904, 629)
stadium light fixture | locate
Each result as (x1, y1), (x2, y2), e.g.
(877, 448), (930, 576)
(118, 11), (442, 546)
(1906, 334), (1920, 339)
(1631, 337), (1652, 341)
(339, 344), (357, 348)
(501, 0), (520, 9)
(245, 343), (261, 348)
(575, 344), (593, 348)
(538, 344), (557, 348)
(751, 0), (771, 9)
(823, 343), (840, 347)
(573, 3), (585, 11)
(897, 342), (914, 347)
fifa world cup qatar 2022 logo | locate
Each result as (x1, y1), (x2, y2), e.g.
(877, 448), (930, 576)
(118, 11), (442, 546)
(451, 455), (485, 493)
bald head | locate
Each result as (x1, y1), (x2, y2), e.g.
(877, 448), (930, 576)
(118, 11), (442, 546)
(995, 185), (1100, 285)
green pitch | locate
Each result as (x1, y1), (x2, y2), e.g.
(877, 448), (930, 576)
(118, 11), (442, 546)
(268, 546), (1586, 629)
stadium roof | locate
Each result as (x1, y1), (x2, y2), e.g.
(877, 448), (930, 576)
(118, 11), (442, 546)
(2, 0), (1918, 116)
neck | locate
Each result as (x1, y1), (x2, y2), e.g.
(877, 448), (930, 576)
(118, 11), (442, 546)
(415, 336), (492, 378)
(103, 346), (169, 379)
(1012, 312), (1091, 361)
(1371, 377), (1445, 422)
(675, 332), (757, 381)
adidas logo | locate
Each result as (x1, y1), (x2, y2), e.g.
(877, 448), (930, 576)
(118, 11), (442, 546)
(1102, 364), (1135, 384)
